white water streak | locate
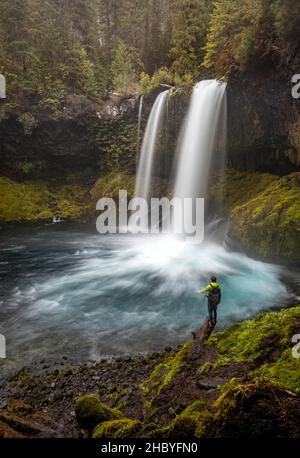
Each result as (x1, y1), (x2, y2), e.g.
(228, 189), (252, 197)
(172, 79), (227, 233)
(135, 90), (169, 200)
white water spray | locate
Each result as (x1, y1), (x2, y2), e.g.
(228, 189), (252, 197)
(135, 90), (169, 201)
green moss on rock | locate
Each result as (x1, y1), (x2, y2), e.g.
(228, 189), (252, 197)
(208, 306), (300, 361)
(90, 172), (136, 204)
(254, 348), (300, 392)
(141, 342), (192, 399)
(75, 395), (122, 431)
(89, 172), (169, 216)
(205, 379), (300, 438)
(0, 177), (90, 222)
(209, 168), (277, 211)
(228, 172), (300, 262)
(92, 418), (142, 438)
(206, 306), (300, 391)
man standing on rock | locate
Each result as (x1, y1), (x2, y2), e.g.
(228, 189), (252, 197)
(200, 276), (222, 328)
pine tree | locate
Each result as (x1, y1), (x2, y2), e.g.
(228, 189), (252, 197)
(168, 0), (212, 77)
(111, 40), (137, 93)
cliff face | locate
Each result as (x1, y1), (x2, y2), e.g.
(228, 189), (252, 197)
(0, 93), (140, 181)
(227, 54), (300, 173)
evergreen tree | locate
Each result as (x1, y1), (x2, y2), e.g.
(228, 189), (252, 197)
(168, 0), (212, 77)
(111, 40), (137, 93)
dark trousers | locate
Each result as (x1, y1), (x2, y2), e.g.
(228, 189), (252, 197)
(208, 301), (217, 324)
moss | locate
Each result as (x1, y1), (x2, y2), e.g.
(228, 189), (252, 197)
(210, 168), (277, 211)
(166, 401), (213, 438)
(75, 395), (122, 431)
(228, 172), (300, 262)
(90, 172), (136, 203)
(141, 342), (192, 398)
(205, 378), (300, 438)
(0, 177), (90, 222)
(169, 416), (198, 438)
(139, 422), (172, 438)
(208, 306), (300, 365)
(89, 172), (169, 215)
(254, 349), (300, 392)
(209, 169), (300, 262)
(92, 418), (142, 438)
(203, 306), (300, 393)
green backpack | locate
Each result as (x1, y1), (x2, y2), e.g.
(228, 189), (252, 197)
(208, 284), (221, 305)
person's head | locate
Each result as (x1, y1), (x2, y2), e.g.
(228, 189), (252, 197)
(211, 276), (217, 283)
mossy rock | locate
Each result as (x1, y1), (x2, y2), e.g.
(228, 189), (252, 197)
(206, 305), (300, 392)
(89, 171), (169, 216)
(206, 379), (300, 438)
(209, 168), (277, 211)
(92, 418), (142, 438)
(228, 172), (300, 262)
(75, 395), (122, 431)
(168, 416), (198, 438)
(0, 176), (90, 222)
(209, 169), (300, 263)
(90, 172), (136, 204)
(141, 342), (192, 408)
(167, 400), (213, 439)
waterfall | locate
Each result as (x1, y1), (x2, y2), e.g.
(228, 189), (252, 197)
(136, 95), (144, 153)
(134, 90), (169, 201)
(171, 80), (227, 235)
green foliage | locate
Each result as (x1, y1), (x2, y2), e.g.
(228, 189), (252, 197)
(95, 119), (137, 173)
(17, 112), (37, 135)
(75, 395), (122, 431)
(90, 172), (136, 204)
(204, 0), (300, 76)
(111, 41), (138, 94)
(1, 0), (299, 118)
(168, 0), (212, 77)
(0, 0), (109, 118)
(139, 68), (174, 94)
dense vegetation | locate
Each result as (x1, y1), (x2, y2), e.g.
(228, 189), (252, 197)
(1, 0), (299, 122)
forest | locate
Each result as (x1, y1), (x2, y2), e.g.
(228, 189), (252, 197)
(1, 0), (300, 121)
(0, 0), (300, 444)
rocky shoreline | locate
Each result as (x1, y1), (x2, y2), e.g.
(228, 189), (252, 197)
(1, 304), (299, 439)
(0, 350), (170, 438)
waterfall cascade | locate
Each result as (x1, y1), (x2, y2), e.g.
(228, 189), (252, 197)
(134, 90), (169, 201)
(171, 80), (227, 235)
(173, 80), (227, 202)
(133, 81), (226, 237)
(136, 95), (144, 153)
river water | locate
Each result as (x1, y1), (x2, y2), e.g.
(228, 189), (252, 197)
(0, 222), (292, 370)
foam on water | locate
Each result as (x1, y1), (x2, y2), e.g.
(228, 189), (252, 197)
(0, 226), (291, 366)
